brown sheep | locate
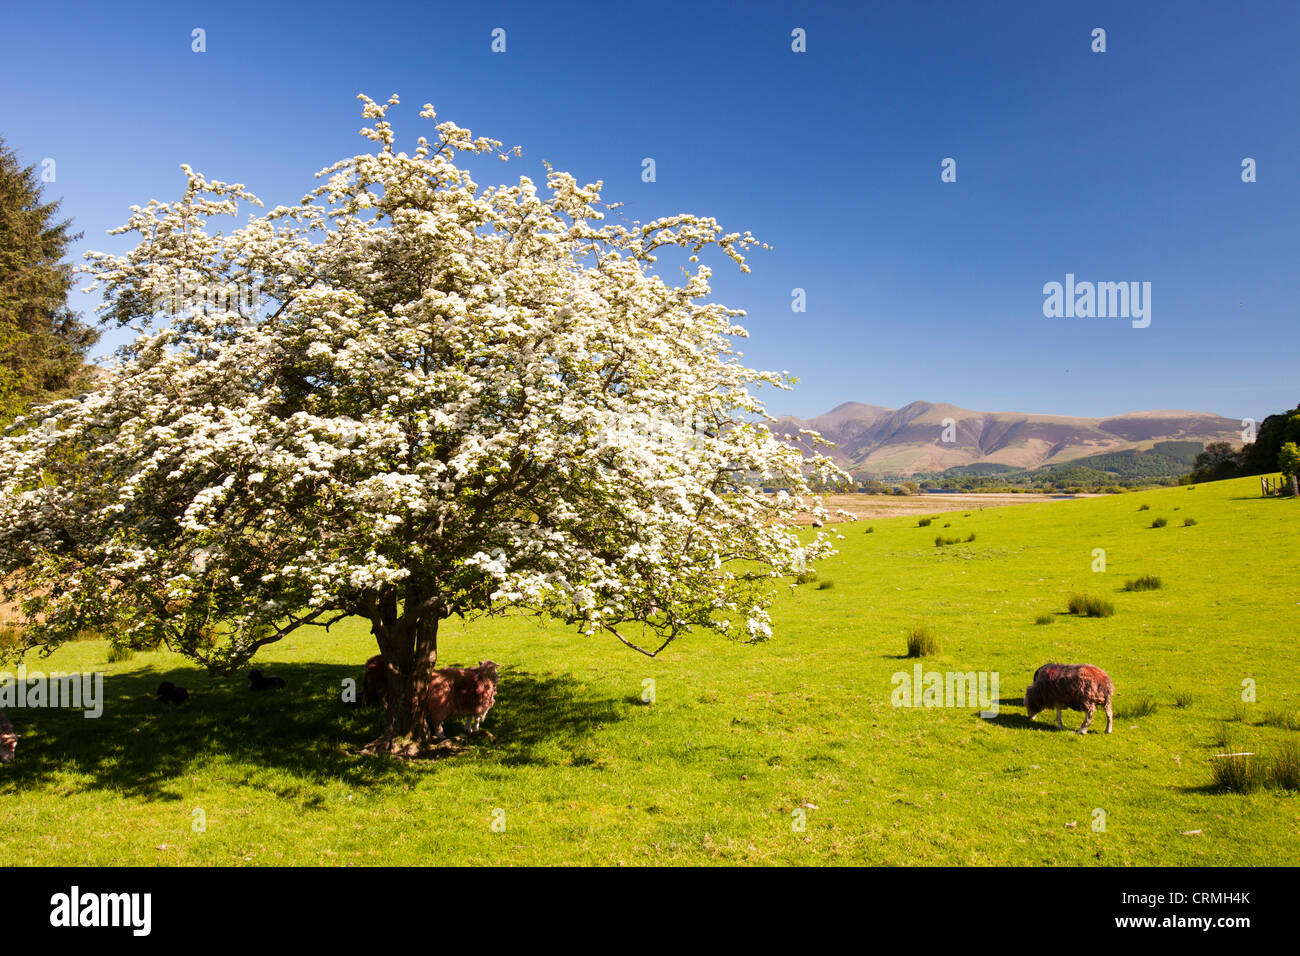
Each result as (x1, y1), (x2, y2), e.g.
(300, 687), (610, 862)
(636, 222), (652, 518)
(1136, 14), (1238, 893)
(425, 661), (499, 737)
(0, 709), (16, 763)
(1025, 663), (1114, 734)
(361, 654), (389, 707)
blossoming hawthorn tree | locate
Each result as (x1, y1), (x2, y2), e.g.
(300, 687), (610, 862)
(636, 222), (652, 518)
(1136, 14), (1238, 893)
(0, 95), (842, 755)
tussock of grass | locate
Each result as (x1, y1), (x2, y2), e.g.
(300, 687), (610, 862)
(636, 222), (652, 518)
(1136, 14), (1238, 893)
(917, 517), (932, 527)
(1270, 739), (1300, 791)
(1183, 517), (1197, 526)
(1034, 614), (1053, 625)
(1258, 709), (1300, 731)
(795, 569), (817, 585)
(864, 526), (874, 534)
(1151, 517), (1167, 528)
(1116, 697), (1158, 720)
(905, 626), (940, 658)
(1124, 574), (1162, 592)
(1210, 726), (1300, 793)
(1211, 752), (1265, 793)
(1138, 503), (1150, 511)
(816, 578), (835, 590)
(1173, 692), (1194, 708)
(1067, 593), (1114, 617)
(106, 644), (135, 663)
(1213, 722), (1237, 749)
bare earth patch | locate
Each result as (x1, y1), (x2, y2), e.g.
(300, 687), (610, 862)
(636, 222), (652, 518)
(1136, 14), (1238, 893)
(794, 492), (1101, 524)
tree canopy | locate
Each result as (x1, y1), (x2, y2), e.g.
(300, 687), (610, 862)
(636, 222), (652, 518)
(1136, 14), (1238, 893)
(1182, 405), (1300, 484)
(1190, 441), (1244, 484)
(0, 95), (841, 754)
(1242, 406), (1300, 477)
(1279, 442), (1300, 494)
(0, 137), (100, 422)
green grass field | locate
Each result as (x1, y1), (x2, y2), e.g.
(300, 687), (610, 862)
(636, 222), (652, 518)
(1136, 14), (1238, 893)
(2, 475), (1297, 865)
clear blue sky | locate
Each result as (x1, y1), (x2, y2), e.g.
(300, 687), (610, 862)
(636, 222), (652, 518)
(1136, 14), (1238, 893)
(3, 0), (1296, 421)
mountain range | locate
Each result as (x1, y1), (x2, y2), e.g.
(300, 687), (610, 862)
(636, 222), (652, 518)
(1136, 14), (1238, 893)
(771, 401), (1242, 477)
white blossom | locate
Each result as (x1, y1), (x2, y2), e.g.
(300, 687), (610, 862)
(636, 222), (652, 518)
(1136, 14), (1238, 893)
(0, 94), (845, 671)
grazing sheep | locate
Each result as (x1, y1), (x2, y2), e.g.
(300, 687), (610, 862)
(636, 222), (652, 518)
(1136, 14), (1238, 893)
(0, 710), (15, 763)
(425, 661), (500, 737)
(248, 669), (286, 691)
(361, 654), (389, 707)
(1025, 663), (1114, 734)
(157, 681), (189, 704)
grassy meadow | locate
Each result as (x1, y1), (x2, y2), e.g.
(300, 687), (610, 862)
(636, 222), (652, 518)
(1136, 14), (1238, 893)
(1, 475), (1297, 865)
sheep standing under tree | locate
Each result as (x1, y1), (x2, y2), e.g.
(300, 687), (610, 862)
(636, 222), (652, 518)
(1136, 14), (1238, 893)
(0, 709), (15, 763)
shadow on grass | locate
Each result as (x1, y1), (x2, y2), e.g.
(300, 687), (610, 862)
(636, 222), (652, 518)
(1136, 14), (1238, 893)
(488, 667), (627, 767)
(1175, 782), (1230, 796)
(1, 662), (627, 798)
(982, 704), (1068, 732)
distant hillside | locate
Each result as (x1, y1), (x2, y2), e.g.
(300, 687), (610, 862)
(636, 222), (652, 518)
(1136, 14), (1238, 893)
(950, 441), (1206, 489)
(773, 401), (1241, 477)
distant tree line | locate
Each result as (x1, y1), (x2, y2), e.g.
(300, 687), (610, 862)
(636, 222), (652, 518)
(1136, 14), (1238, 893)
(858, 479), (922, 496)
(853, 441), (1208, 495)
(1184, 404), (1300, 486)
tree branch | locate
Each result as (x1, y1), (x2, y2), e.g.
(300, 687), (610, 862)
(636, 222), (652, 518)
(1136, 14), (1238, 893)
(600, 621), (676, 658)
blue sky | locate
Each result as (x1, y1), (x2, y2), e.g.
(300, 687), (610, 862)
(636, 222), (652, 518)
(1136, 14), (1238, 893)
(2, 0), (1296, 420)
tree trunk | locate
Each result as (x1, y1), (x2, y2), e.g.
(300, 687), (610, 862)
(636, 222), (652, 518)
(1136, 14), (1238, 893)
(363, 608), (442, 757)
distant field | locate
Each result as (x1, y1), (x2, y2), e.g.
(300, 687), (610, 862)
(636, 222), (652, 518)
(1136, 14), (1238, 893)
(2, 475), (1297, 865)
